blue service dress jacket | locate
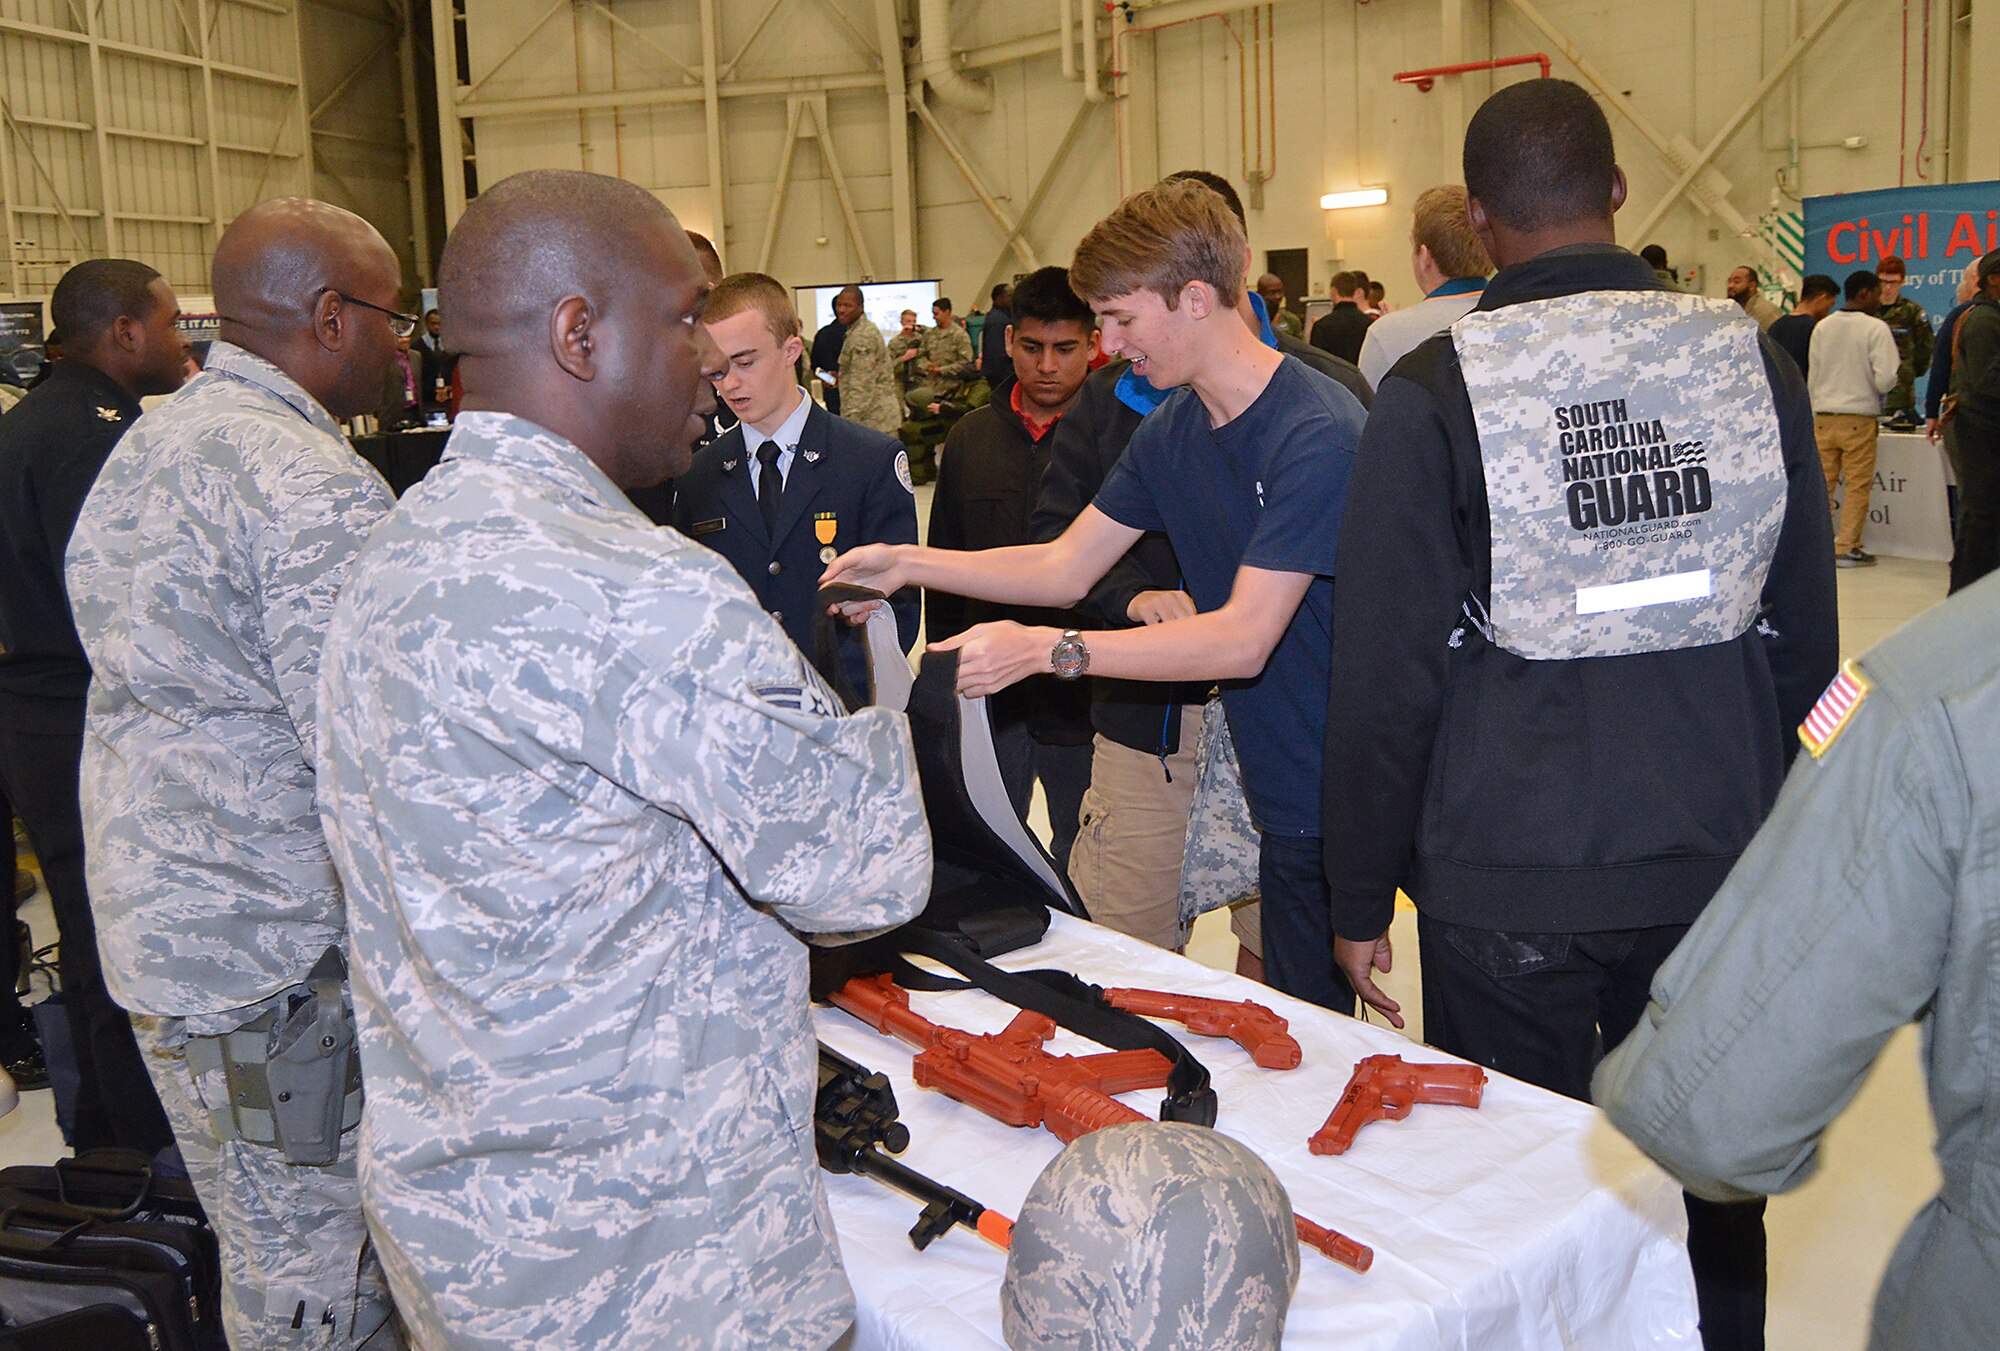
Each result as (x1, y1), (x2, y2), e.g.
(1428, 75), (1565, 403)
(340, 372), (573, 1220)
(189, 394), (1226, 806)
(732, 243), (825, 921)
(673, 401), (920, 694)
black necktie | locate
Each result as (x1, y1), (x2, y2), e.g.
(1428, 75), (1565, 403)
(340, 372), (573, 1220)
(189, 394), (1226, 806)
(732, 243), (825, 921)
(757, 442), (783, 535)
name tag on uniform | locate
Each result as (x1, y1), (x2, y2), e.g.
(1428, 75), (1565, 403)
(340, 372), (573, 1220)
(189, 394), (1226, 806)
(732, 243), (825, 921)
(690, 518), (726, 537)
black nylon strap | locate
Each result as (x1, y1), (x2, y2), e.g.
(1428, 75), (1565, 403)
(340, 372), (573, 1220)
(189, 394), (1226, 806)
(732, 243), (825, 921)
(882, 927), (1217, 1128)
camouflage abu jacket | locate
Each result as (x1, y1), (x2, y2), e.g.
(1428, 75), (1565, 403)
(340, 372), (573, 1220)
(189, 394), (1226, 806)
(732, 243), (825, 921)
(65, 340), (393, 1017)
(317, 411), (931, 1350)
(836, 314), (902, 435)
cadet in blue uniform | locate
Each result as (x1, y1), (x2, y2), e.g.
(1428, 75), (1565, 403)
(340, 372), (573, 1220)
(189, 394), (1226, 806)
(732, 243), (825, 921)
(674, 273), (918, 695)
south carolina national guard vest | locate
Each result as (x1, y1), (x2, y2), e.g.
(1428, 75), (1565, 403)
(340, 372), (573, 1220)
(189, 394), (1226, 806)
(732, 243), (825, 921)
(1453, 292), (1786, 661)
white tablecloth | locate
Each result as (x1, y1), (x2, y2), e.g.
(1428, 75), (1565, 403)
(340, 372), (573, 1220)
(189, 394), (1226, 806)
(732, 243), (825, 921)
(1830, 430), (1953, 561)
(817, 914), (1699, 1349)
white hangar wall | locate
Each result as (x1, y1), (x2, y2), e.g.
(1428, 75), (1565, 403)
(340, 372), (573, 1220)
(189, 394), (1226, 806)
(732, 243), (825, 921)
(445, 0), (1992, 314)
(0, 0), (429, 302)
(2, 2), (1989, 308)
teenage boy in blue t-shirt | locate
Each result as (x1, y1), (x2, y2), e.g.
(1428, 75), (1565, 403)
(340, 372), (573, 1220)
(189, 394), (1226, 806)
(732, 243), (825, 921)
(823, 177), (1366, 1012)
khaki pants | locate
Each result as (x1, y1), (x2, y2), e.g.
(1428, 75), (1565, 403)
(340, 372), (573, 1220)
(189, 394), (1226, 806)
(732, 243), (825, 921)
(1067, 708), (1263, 956)
(1067, 711), (1198, 951)
(1816, 412), (1879, 553)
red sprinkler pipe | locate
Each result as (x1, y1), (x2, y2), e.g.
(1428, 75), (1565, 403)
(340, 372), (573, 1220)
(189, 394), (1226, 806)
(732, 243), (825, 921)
(1391, 52), (1551, 93)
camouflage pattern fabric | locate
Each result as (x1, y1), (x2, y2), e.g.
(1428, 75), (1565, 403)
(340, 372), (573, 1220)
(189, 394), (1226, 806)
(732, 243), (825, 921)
(1000, 1122), (1299, 1351)
(65, 340), (394, 1017)
(888, 328), (923, 390)
(1878, 295), (1934, 415)
(1452, 292), (1787, 661)
(919, 321), (977, 392)
(838, 315), (903, 436)
(135, 1006), (401, 1350)
(317, 411), (932, 1351)
(64, 339), (398, 1349)
(1175, 697), (1260, 940)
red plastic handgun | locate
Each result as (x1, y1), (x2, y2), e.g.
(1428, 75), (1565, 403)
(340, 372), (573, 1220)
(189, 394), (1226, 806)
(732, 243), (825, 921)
(1309, 1054), (1488, 1156)
(831, 974), (1374, 1272)
(1100, 988), (1303, 1070)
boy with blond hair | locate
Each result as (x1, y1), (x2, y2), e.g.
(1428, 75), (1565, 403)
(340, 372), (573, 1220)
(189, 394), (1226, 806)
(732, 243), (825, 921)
(826, 179), (1365, 1010)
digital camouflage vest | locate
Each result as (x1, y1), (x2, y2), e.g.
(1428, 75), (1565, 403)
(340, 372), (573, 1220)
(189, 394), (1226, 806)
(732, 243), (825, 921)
(1452, 292), (1786, 660)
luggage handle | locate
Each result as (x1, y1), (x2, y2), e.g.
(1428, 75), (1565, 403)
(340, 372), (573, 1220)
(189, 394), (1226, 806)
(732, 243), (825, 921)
(52, 1153), (154, 1222)
(0, 1204), (95, 1251)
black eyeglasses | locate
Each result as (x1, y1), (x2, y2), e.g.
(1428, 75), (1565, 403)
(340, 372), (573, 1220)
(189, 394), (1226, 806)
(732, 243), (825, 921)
(319, 288), (419, 338)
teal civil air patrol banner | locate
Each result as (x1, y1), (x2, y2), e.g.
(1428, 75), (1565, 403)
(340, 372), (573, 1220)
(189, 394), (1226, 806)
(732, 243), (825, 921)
(1803, 179), (2000, 402)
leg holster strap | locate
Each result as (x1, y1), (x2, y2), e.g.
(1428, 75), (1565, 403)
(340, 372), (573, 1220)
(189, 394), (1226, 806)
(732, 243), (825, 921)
(184, 947), (363, 1166)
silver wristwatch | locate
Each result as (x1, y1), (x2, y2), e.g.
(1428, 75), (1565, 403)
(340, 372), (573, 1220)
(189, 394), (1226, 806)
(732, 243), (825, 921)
(1050, 629), (1089, 680)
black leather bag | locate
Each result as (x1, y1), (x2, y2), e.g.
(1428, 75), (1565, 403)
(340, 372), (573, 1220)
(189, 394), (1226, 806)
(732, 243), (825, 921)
(0, 1152), (222, 1351)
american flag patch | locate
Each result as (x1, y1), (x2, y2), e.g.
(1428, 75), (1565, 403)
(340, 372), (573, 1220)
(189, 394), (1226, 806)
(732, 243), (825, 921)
(1799, 660), (1871, 759)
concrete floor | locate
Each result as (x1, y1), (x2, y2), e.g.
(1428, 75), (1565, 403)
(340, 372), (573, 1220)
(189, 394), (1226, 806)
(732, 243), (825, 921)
(0, 529), (1953, 1348)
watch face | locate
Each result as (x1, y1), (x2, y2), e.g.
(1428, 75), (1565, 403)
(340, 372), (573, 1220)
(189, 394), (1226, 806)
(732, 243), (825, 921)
(1052, 634), (1088, 679)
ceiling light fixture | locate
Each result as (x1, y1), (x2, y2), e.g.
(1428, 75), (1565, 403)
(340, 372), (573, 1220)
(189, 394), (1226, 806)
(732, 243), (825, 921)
(1320, 188), (1389, 210)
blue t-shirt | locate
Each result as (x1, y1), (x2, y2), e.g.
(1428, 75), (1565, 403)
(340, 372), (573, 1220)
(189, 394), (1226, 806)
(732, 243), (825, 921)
(1091, 355), (1366, 835)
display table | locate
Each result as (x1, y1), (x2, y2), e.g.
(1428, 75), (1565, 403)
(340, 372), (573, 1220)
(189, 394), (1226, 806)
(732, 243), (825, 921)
(1830, 430), (1952, 562)
(816, 914), (1698, 1349)
(351, 426), (450, 497)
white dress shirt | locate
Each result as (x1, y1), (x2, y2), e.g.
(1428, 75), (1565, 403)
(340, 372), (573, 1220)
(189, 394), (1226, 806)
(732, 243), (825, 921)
(744, 387), (812, 499)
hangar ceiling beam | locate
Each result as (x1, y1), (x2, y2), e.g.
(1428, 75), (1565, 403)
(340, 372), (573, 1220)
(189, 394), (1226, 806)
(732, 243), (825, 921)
(754, 98), (807, 275)
(977, 94), (1104, 303)
(873, 0), (916, 276)
(910, 93), (1037, 273)
(698, 0), (726, 267)
(1498, 0), (1787, 280)
(1629, 0), (1858, 245)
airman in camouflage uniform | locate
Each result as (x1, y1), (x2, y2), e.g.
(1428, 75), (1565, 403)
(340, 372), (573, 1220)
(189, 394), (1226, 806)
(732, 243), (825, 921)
(64, 199), (409, 1349)
(887, 312), (923, 392)
(835, 291), (903, 436)
(1000, 1123), (1300, 1351)
(317, 170), (932, 1351)
(906, 311), (978, 416)
(1875, 260), (1933, 420)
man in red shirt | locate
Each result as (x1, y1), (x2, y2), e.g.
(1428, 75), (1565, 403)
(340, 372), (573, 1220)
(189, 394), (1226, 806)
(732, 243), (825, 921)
(925, 266), (1099, 866)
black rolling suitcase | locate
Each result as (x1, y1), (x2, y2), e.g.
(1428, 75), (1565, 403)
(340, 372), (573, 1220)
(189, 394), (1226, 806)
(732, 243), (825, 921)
(0, 1152), (223, 1350)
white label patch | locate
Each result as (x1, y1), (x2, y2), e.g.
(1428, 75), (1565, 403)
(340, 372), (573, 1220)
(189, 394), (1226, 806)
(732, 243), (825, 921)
(894, 449), (914, 494)
(1576, 568), (1713, 615)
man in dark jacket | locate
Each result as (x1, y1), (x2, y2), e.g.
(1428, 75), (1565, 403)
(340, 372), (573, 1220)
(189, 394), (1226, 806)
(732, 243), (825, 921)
(1322, 80), (1837, 1350)
(980, 282), (1014, 389)
(1308, 271), (1373, 364)
(928, 267), (1095, 866)
(0, 258), (187, 1153)
(1944, 250), (2000, 592)
(1031, 171), (1371, 963)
